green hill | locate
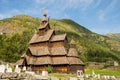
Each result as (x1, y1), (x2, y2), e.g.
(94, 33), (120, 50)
(0, 15), (120, 63)
(105, 33), (120, 41)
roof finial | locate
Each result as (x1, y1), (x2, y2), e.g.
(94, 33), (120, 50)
(42, 8), (47, 22)
(70, 39), (75, 44)
(43, 8), (47, 17)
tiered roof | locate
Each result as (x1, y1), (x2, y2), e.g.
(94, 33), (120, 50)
(29, 46), (50, 56)
(67, 39), (84, 65)
(17, 10), (84, 66)
(51, 34), (67, 42)
(29, 29), (54, 44)
(26, 56), (52, 65)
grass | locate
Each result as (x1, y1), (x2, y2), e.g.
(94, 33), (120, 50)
(48, 68), (120, 78)
(49, 73), (76, 78)
(85, 68), (120, 76)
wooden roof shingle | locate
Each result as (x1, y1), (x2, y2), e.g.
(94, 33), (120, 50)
(50, 33), (66, 42)
(26, 56), (52, 65)
(67, 48), (78, 57)
(29, 29), (54, 44)
(35, 56), (52, 65)
(29, 46), (50, 56)
(52, 56), (69, 65)
(50, 46), (67, 55)
(16, 59), (24, 65)
(67, 57), (84, 65)
(39, 22), (48, 29)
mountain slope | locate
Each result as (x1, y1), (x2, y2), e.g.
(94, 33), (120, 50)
(0, 15), (120, 63)
(105, 33), (120, 41)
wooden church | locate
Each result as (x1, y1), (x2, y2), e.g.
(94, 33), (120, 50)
(16, 10), (85, 73)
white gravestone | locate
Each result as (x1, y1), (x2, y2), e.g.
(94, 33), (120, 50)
(0, 64), (5, 73)
(97, 74), (100, 79)
(23, 66), (26, 71)
(6, 64), (9, 69)
(92, 70), (95, 76)
(77, 70), (83, 78)
(6, 67), (12, 73)
(111, 76), (116, 80)
(85, 74), (89, 78)
(14, 65), (21, 73)
(42, 71), (48, 77)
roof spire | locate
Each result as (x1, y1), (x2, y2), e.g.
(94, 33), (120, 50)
(70, 39), (76, 48)
(70, 39), (75, 45)
(43, 9), (47, 16)
(42, 9), (47, 22)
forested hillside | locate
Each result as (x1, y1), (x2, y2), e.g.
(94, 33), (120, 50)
(0, 15), (120, 63)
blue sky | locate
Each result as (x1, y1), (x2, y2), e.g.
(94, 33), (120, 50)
(0, 0), (120, 34)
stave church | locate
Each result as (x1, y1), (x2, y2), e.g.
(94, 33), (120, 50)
(16, 10), (85, 73)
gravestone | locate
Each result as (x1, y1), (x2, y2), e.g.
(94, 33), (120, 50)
(6, 67), (12, 73)
(111, 76), (116, 80)
(14, 65), (21, 73)
(6, 64), (9, 69)
(42, 71), (48, 77)
(23, 66), (26, 71)
(77, 70), (83, 78)
(97, 74), (100, 79)
(0, 64), (5, 73)
(85, 74), (89, 78)
(92, 70), (95, 76)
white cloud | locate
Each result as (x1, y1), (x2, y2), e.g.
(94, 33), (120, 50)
(97, 0), (118, 22)
(98, 10), (105, 21)
(59, 0), (94, 10)
(34, 0), (94, 11)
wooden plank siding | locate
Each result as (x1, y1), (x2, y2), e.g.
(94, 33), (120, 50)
(32, 65), (46, 72)
(69, 65), (84, 73)
(53, 65), (68, 73)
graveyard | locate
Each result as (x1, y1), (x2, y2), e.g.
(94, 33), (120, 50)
(0, 63), (120, 80)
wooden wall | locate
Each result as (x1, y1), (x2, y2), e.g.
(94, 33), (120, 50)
(69, 65), (84, 73)
(53, 65), (68, 73)
(32, 65), (46, 72)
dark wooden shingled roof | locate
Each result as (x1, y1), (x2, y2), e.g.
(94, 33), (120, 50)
(16, 59), (24, 65)
(67, 39), (84, 65)
(35, 56), (52, 65)
(67, 39), (78, 57)
(25, 56), (52, 65)
(29, 46), (50, 56)
(67, 48), (78, 57)
(50, 46), (67, 55)
(39, 22), (49, 30)
(29, 29), (54, 44)
(67, 57), (84, 65)
(50, 33), (66, 42)
(52, 56), (69, 65)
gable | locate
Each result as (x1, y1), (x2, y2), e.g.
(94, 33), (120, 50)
(50, 33), (67, 42)
(29, 29), (54, 44)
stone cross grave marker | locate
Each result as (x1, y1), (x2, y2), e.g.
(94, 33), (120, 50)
(0, 64), (5, 73)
